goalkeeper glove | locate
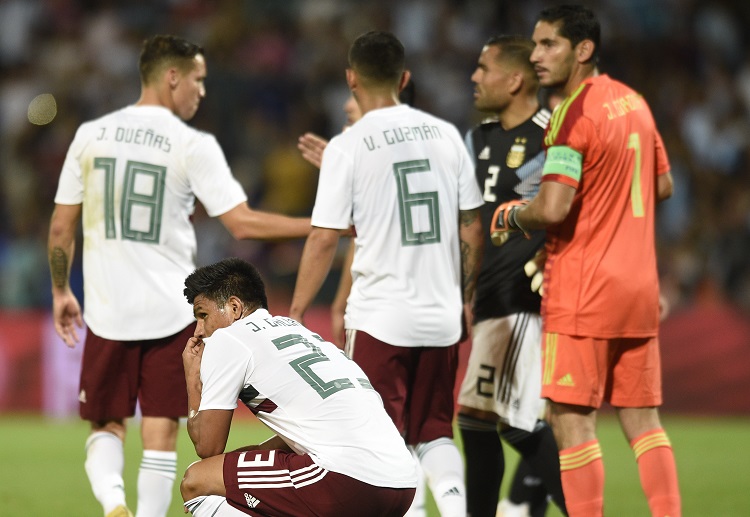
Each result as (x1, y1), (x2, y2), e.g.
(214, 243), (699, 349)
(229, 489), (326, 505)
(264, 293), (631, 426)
(524, 248), (547, 296)
(490, 199), (530, 246)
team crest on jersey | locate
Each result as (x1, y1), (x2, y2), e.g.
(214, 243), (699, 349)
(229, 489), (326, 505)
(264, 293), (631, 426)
(506, 137), (527, 168)
(478, 145), (491, 160)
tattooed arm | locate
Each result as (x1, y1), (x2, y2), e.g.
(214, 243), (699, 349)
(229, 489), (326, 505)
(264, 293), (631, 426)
(458, 208), (483, 305)
(48, 203), (83, 347)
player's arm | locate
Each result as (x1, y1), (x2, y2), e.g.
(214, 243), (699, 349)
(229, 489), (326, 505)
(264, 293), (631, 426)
(330, 239), (354, 348)
(183, 337), (234, 458)
(656, 170), (673, 203)
(289, 226), (341, 323)
(515, 180), (576, 230)
(459, 208), (483, 304)
(47, 203), (84, 347)
(218, 203), (311, 241)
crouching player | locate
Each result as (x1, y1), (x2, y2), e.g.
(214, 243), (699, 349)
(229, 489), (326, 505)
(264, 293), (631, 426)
(180, 258), (417, 517)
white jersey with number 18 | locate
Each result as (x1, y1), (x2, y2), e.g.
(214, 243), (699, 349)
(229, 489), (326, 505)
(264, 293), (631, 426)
(54, 105), (247, 341)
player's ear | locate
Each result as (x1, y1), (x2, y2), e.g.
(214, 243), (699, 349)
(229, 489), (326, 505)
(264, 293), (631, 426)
(398, 70), (411, 94)
(167, 67), (180, 90)
(576, 39), (595, 63)
(346, 68), (357, 91)
(228, 296), (244, 320)
(508, 70), (523, 95)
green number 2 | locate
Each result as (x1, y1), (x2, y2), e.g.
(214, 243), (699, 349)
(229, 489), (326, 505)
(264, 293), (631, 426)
(94, 157), (166, 243)
(394, 159), (441, 246)
(272, 334), (354, 399)
(627, 133), (644, 218)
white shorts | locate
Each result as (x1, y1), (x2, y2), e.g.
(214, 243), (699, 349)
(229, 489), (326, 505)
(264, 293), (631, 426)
(457, 313), (544, 432)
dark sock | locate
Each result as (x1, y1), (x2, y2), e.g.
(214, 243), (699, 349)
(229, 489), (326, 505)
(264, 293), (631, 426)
(508, 458), (549, 517)
(458, 413), (505, 517)
(501, 420), (568, 515)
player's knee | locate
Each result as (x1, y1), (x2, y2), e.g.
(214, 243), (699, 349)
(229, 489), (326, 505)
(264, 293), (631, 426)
(180, 461), (204, 502)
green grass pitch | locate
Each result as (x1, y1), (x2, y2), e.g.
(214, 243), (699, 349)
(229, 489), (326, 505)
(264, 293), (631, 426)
(0, 413), (748, 516)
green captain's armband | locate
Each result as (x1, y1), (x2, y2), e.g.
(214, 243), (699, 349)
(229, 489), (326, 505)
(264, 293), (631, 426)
(543, 145), (582, 184)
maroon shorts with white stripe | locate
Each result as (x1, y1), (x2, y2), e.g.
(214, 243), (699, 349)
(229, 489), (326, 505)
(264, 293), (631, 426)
(222, 449), (415, 517)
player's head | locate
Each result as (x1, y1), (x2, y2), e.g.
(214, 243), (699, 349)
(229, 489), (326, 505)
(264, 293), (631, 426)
(347, 31), (409, 97)
(342, 77), (416, 128)
(139, 34), (206, 121)
(184, 258), (268, 338)
(530, 5), (600, 89)
(471, 35), (538, 114)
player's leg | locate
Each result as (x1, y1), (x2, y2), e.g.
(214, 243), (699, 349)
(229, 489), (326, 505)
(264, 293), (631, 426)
(181, 455), (239, 516)
(136, 325), (194, 517)
(611, 337), (681, 517)
(499, 458), (548, 517)
(79, 329), (140, 517)
(542, 333), (608, 517)
(410, 344), (466, 517)
(456, 317), (509, 517)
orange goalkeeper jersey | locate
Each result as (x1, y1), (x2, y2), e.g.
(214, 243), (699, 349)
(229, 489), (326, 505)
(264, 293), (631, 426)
(540, 74), (670, 338)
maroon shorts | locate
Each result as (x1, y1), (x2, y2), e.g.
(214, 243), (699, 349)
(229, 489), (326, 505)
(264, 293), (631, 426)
(223, 449), (415, 517)
(78, 324), (195, 421)
(345, 330), (458, 445)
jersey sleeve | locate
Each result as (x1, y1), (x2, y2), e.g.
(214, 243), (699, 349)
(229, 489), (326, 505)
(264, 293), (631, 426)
(310, 139), (354, 229)
(198, 335), (249, 411)
(54, 125), (88, 205)
(654, 128), (671, 176)
(187, 133), (248, 217)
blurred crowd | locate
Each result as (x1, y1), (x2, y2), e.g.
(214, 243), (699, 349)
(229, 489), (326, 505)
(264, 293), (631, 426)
(1, 0), (749, 314)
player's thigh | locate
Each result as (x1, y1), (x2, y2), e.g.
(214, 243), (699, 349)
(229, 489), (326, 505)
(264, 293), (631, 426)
(607, 336), (662, 407)
(541, 332), (609, 408)
(139, 323), (195, 418)
(459, 314), (544, 431)
(79, 329), (140, 421)
(408, 343), (459, 444)
(345, 329), (414, 432)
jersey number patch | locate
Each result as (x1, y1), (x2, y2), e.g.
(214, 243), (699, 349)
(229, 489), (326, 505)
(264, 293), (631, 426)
(393, 159), (441, 246)
(94, 157), (166, 243)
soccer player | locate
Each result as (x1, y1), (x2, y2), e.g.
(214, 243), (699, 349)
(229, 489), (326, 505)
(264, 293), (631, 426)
(491, 6), (681, 516)
(48, 35), (310, 517)
(457, 35), (566, 517)
(180, 257), (417, 517)
(289, 31), (484, 517)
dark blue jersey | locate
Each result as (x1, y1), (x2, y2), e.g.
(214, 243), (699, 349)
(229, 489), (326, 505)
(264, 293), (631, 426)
(466, 109), (550, 322)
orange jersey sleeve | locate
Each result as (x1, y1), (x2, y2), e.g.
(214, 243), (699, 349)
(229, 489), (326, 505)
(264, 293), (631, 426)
(540, 75), (665, 338)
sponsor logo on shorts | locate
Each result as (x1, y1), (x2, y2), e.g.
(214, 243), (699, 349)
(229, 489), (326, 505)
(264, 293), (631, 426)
(556, 373), (575, 387)
(244, 492), (261, 508)
(78, 389), (87, 403)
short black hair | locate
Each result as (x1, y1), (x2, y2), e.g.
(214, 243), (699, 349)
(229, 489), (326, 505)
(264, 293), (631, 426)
(348, 31), (405, 87)
(537, 5), (600, 63)
(484, 35), (536, 75)
(184, 257), (268, 310)
(139, 34), (204, 85)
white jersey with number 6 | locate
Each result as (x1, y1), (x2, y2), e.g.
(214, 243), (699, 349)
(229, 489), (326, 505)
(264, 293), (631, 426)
(54, 105), (247, 341)
(312, 105), (483, 347)
(198, 308), (418, 488)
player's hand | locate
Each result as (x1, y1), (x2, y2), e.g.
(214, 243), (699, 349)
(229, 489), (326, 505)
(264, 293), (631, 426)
(297, 132), (328, 169)
(524, 248), (547, 296)
(52, 291), (83, 348)
(182, 336), (205, 377)
(490, 199), (529, 246)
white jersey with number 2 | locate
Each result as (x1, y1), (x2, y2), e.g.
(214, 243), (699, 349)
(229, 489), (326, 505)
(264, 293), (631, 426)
(312, 105), (483, 347)
(54, 105), (247, 341)
(198, 308), (418, 488)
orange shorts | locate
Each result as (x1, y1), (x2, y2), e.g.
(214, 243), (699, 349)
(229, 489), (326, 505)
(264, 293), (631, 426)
(540, 332), (662, 408)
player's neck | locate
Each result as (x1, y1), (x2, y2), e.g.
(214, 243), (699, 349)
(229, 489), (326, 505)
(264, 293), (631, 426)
(562, 65), (599, 97)
(135, 85), (174, 112)
(356, 91), (400, 117)
(498, 95), (540, 131)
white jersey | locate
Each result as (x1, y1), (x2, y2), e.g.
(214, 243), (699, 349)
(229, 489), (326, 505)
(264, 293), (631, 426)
(198, 308), (418, 488)
(312, 105), (483, 347)
(54, 105), (247, 340)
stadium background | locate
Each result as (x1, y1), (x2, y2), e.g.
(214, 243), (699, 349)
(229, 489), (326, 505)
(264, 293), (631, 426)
(0, 0), (748, 418)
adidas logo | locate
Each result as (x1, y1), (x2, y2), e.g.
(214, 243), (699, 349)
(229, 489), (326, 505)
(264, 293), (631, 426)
(478, 146), (490, 160)
(244, 493), (261, 508)
(556, 373), (575, 387)
(78, 389), (87, 403)
(442, 486), (462, 497)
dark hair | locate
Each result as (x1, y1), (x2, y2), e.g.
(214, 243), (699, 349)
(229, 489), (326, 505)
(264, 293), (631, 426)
(484, 35), (536, 75)
(139, 34), (204, 85)
(537, 5), (600, 63)
(348, 31), (405, 86)
(184, 257), (268, 310)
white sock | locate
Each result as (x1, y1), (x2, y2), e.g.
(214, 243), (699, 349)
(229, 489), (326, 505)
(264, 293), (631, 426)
(85, 431), (127, 514)
(184, 496), (246, 516)
(404, 447), (427, 517)
(136, 450), (177, 517)
(416, 437), (466, 517)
